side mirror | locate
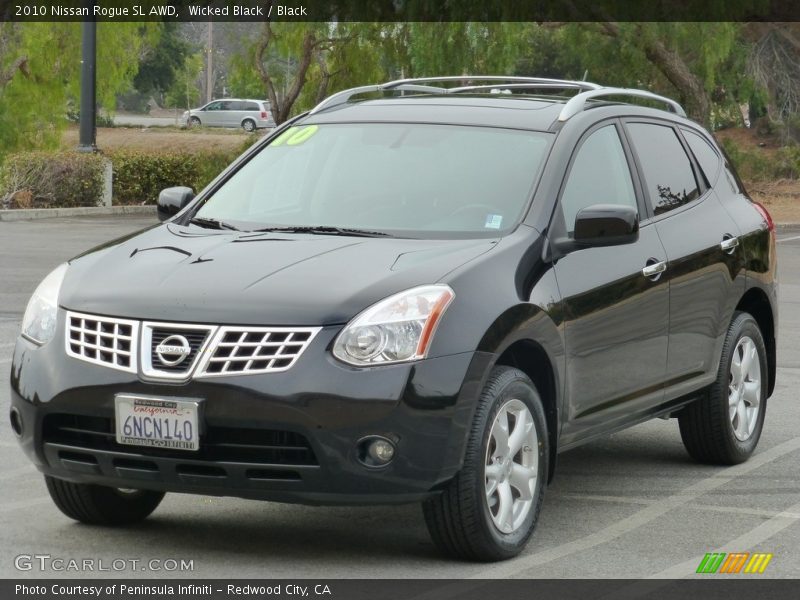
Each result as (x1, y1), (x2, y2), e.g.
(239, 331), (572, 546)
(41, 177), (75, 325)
(157, 186), (194, 222)
(573, 204), (639, 247)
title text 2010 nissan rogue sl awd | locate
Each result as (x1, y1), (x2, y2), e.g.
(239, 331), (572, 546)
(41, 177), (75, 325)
(10, 77), (777, 561)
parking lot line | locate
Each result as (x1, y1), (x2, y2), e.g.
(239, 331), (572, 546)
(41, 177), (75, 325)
(470, 436), (800, 579)
(561, 493), (800, 520)
(777, 234), (800, 243)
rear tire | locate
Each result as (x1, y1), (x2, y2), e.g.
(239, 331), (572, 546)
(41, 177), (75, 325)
(423, 366), (548, 561)
(242, 119), (256, 132)
(678, 311), (768, 464)
(45, 476), (164, 525)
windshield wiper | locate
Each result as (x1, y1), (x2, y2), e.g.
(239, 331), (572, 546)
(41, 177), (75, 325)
(250, 225), (393, 238)
(189, 217), (240, 231)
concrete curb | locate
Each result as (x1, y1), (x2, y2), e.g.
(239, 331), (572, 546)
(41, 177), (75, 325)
(0, 205), (156, 221)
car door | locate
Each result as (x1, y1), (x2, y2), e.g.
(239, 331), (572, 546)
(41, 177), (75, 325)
(623, 120), (745, 399)
(552, 121), (670, 446)
(218, 100), (238, 127)
(202, 101), (224, 126)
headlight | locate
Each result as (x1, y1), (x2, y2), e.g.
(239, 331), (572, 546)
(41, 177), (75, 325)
(21, 263), (68, 345)
(332, 284), (455, 366)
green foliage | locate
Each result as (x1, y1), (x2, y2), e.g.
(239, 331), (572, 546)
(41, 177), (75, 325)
(0, 151), (105, 208)
(164, 52), (204, 110)
(229, 45), (269, 100)
(403, 23), (528, 77)
(109, 149), (238, 205)
(134, 22), (189, 96)
(0, 22), (157, 161)
(0, 23), (71, 160)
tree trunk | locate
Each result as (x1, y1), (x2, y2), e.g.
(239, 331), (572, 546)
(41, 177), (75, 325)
(598, 22), (712, 126)
(254, 24), (319, 125)
(640, 39), (711, 126)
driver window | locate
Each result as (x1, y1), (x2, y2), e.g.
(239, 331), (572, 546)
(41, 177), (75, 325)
(206, 102), (222, 111)
(560, 125), (637, 235)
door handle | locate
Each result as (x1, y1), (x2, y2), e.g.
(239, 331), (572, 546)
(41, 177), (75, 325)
(720, 235), (739, 254)
(642, 259), (667, 280)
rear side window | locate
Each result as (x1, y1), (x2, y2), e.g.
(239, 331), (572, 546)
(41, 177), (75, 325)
(682, 128), (721, 186)
(560, 124), (637, 234)
(627, 123), (700, 216)
(244, 102), (259, 111)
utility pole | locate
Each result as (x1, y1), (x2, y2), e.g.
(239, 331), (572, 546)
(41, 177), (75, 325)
(77, 1), (97, 153)
(206, 22), (213, 103)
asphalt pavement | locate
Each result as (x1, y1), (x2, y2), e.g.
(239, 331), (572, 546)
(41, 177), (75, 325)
(1, 215), (799, 580)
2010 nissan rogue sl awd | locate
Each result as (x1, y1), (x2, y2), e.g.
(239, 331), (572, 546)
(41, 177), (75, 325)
(10, 76), (778, 561)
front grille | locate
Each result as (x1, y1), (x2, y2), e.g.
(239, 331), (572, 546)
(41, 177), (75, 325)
(145, 325), (211, 375)
(63, 312), (320, 379)
(197, 327), (319, 376)
(43, 414), (318, 466)
(65, 312), (138, 373)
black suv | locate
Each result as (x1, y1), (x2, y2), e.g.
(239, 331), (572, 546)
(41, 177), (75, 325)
(10, 76), (777, 561)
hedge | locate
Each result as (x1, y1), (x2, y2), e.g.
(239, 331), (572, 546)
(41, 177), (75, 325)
(109, 137), (259, 205)
(0, 151), (106, 209)
(0, 142), (257, 209)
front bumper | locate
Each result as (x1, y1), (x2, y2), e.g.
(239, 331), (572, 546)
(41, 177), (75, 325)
(10, 325), (490, 505)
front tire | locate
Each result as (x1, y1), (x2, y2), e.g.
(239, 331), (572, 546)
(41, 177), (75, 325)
(45, 476), (164, 525)
(679, 311), (768, 464)
(188, 116), (201, 128)
(423, 366), (548, 561)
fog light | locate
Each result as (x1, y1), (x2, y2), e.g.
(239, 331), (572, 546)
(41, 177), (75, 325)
(9, 407), (23, 438)
(358, 436), (396, 468)
(369, 439), (395, 463)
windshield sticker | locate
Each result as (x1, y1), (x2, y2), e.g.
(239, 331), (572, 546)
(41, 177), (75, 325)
(485, 214), (503, 229)
(270, 125), (319, 147)
(287, 125), (319, 145)
(269, 127), (296, 147)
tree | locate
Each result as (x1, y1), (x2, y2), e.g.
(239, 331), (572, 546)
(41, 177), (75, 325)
(744, 23), (800, 133)
(0, 22), (156, 160)
(134, 22), (189, 98)
(401, 22), (528, 78)
(527, 22), (740, 127)
(164, 52), (204, 110)
(249, 21), (354, 124)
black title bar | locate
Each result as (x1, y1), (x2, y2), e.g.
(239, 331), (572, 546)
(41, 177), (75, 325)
(0, 0), (799, 22)
(5, 579), (800, 600)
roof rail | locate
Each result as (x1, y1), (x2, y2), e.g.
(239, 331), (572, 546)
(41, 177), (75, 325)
(307, 76), (686, 121)
(383, 76), (602, 92)
(308, 82), (448, 114)
(309, 75), (602, 114)
(558, 87), (686, 121)
(449, 82), (594, 94)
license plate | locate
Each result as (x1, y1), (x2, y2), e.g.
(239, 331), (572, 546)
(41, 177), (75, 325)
(115, 395), (200, 451)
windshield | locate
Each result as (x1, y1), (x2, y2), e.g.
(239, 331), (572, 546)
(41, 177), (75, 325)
(194, 123), (552, 238)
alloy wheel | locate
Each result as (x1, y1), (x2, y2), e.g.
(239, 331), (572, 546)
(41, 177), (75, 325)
(484, 398), (539, 533)
(729, 335), (761, 441)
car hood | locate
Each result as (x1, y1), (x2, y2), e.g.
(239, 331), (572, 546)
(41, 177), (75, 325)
(60, 223), (497, 325)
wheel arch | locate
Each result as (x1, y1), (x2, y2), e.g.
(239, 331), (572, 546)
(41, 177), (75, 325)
(494, 338), (560, 483)
(475, 302), (564, 484)
(735, 287), (776, 397)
